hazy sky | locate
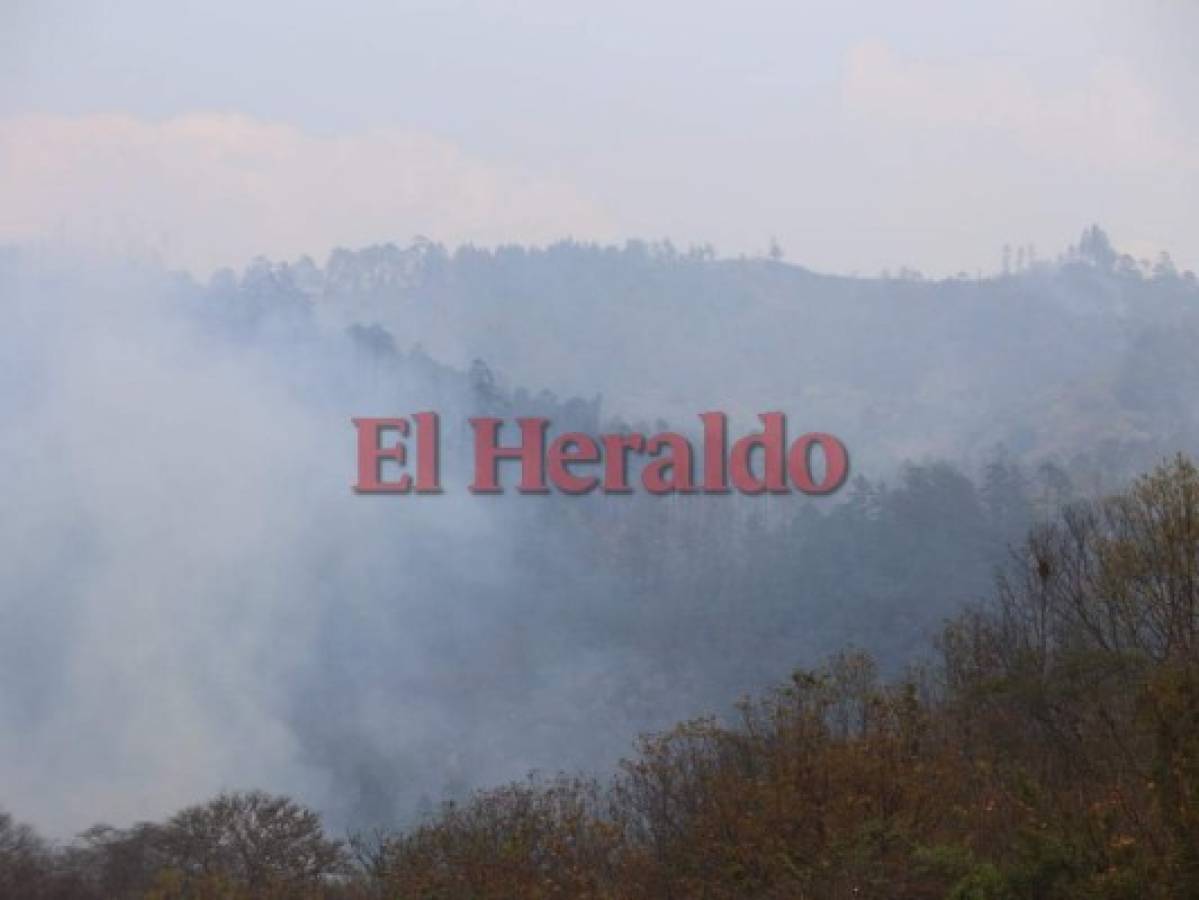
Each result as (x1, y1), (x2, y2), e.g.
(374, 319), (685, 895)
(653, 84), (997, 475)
(1, 0), (1196, 275)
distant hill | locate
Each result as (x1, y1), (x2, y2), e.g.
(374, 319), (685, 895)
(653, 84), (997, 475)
(200, 225), (1199, 479)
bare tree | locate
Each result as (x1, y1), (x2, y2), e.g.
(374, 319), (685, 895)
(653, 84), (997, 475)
(154, 791), (347, 891)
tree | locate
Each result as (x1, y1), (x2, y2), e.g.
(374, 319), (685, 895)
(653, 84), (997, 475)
(468, 357), (503, 411)
(942, 455), (1199, 894)
(0, 810), (50, 897)
(152, 791), (346, 892)
(1077, 224), (1117, 270)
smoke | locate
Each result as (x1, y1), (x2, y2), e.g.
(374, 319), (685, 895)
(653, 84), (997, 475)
(0, 248), (527, 835)
(2, 229), (1197, 840)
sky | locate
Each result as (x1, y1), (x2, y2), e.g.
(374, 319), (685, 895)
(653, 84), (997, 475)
(1, 0), (1196, 276)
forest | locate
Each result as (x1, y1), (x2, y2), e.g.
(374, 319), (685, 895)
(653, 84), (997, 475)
(2, 227), (1199, 896)
(2, 454), (1198, 897)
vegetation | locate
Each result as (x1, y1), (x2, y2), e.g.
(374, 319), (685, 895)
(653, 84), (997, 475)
(3, 456), (1198, 896)
(6, 227), (1199, 831)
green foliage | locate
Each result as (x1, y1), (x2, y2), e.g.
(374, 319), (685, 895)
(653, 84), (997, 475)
(948, 864), (1014, 900)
